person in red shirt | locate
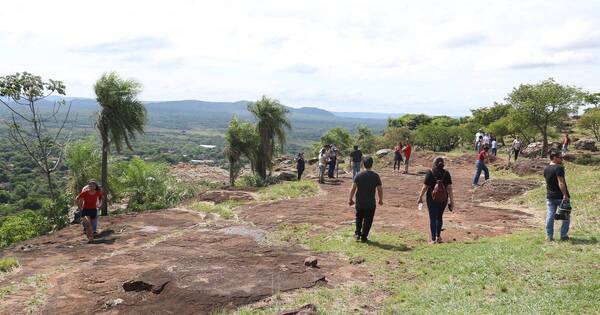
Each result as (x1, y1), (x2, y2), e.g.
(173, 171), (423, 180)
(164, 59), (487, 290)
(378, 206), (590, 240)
(562, 133), (571, 154)
(76, 179), (104, 243)
(473, 146), (490, 186)
(402, 143), (412, 174)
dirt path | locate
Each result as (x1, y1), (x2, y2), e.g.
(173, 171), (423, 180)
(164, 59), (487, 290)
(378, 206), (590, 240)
(0, 153), (538, 314)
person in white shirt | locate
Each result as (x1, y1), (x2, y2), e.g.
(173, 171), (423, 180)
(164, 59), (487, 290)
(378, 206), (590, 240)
(491, 139), (497, 156)
(482, 134), (491, 146)
(318, 146), (328, 183)
(512, 138), (522, 161)
(474, 129), (483, 151)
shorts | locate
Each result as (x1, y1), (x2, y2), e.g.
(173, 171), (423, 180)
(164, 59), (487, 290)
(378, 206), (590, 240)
(82, 208), (98, 219)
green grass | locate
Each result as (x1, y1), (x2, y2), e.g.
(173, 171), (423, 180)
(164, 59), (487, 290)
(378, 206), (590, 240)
(0, 257), (19, 272)
(264, 223), (312, 246)
(190, 200), (240, 219)
(258, 180), (320, 201)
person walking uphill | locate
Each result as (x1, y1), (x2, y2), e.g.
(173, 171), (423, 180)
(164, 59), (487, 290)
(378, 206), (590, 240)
(544, 151), (571, 241)
(393, 142), (403, 172)
(473, 146), (490, 186)
(350, 145), (363, 180)
(296, 152), (305, 180)
(76, 179), (104, 243)
(562, 133), (571, 154)
(417, 157), (454, 244)
(349, 157), (383, 243)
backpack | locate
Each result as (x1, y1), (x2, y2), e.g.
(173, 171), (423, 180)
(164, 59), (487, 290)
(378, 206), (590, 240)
(431, 170), (448, 205)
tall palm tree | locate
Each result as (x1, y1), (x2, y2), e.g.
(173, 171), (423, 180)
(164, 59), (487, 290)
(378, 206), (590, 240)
(247, 96), (291, 179)
(94, 72), (147, 216)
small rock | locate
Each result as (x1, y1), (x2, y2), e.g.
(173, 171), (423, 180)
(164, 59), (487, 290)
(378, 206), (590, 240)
(350, 256), (366, 265)
(304, 256), (318, 268)
(104, 298), (124, 308)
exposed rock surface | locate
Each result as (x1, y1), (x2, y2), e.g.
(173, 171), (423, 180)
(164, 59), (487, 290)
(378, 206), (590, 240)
(574, 139), (598, 152)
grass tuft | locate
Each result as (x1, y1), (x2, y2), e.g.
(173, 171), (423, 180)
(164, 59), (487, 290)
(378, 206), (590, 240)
(190, 201), (240, 219)
(0, 257), (19, 273)
(258, 180), (319, 201)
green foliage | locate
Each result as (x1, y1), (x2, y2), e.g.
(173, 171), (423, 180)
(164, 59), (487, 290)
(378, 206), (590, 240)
(319, 127), (353, 155)
(470, 102), (512, 126)
(506, 78), (584, 153)
(377, 126), (413, 149)
(414, 124), (462, 151)
(236, 174), (279, 188)
(578, 108), (600, 141)
(190, 201), (237, 219)
(119, 157), (195, 211)
(430, 115), (461, 127)
(224, 116), (260, 185)
(247, 96), (291, 179)
(354, 124), (376, 153)
(388, 114), (433, 130)
(487, 116), (511, 142)
(0, 210), (50, 248)
(0, 256), (19, 272)
(575, 153), (600, 166)
(258, 180), (319, 201)
(65, 140), (102, 195)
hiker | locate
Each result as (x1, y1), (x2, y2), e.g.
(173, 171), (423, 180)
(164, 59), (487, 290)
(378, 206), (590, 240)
(296, 152), (305, 180)
(79, 183), (101, 235)
(562, 133), (571, 154)
(393, 142), (403, 172)
(417, 156), (454, 244)
(482, 133), (491, 147)
(349, 145), (363, 180)
(544, 151), (571, 241)
(318, 147), (327, 183)
(491, 137), (497, 156)
(474, 129), (483, 151)
(473, 146), (490, 186)
(348, 156), (383, 243)
(402, 142), (412, 174)
(476, 135), (483, 152)
(512, 137), (522, 161)
(76, 179), (104, 243)
(328, 145), (337, 178)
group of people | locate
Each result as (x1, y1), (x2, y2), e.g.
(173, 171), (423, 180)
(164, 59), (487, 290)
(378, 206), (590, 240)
(393, 142), (412, 174)
(348, 147), (572, 245)
(317, 144), (339, 183)
(474, 129), (498, 156)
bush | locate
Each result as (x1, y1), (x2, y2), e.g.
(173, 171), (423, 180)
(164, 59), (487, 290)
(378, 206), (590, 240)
(0, 257), (19, 272)
(236, 174), (279, 187)
(0, 210), (50, 248)
(20, 196), (45, 211)
(258, 180), (319, 201)
(575, 153), (600, 166)
(414, 124), (462, 151)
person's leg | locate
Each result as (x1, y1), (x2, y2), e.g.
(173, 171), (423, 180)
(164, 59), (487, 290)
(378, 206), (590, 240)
(482, 163), (490, 181)
(83, 216), (93, 241)
(559, 201), (571, 240)
(435, 205), (445, 242)
(427, 202), (436, 242)
(92, 216), (98, 234)
(473, 161), (483, 185)
(404, 157), (410, 173)
(361, 208), (376, 241)
(545, 199), (558, 240)
(319, 166), (325, 182)
(355, 208), (364, 238)
(393, 159), (398, 171)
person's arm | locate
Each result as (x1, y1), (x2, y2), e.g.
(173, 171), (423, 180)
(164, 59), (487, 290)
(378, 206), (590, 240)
(447, 184), (454, 207)
(377, 185), (383, 205)
(417, 184), (428, 204)
(348, 183), (357, 206)
(557, 176), (570, 200)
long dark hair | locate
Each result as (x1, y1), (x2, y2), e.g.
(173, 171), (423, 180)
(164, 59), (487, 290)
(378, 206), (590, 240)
(431, 156), (446, 177)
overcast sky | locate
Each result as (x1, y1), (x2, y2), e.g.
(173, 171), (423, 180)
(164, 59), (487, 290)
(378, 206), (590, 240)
(1, 0), (599, 115)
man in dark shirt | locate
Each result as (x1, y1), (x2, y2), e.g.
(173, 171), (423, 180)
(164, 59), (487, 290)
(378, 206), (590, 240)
(349, 145), (363, 180)
(543, 151), (571, 241)
(348, 156), (383, 242)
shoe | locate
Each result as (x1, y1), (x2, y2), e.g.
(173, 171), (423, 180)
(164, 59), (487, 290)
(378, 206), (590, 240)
(428, 240), (436, 245)
(354, 233), (361, 241)
(436, 237), (443, 243)
(360, 237), (368, 243)
(560, 236), (570, 241)
(546, 236), (554, 242)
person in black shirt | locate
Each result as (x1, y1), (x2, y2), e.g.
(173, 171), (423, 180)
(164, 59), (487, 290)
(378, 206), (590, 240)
(348, 156), (383, 242)
(417, 156), (455, 244)
(349, 145), (363, 180)
(296, 152), (305, 180)
(543, 151), (571, 241)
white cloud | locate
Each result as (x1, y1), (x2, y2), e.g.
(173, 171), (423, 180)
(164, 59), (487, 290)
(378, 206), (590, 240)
(1, 0), (599, 116)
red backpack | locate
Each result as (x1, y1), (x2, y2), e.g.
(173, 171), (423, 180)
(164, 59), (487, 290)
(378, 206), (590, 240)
(431, 170), (448, 205)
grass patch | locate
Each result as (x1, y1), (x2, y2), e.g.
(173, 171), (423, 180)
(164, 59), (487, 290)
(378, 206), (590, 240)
(258, 180), (319, 201)
(265, 223), (312, 246)
(0, 257), (19, 273)
(190, 200), (241, 219)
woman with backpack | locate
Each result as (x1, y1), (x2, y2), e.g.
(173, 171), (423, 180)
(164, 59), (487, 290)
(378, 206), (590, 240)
(393, 142), (403, 172)
(417, 157), (454, 244)
(76, 179), (104, 243)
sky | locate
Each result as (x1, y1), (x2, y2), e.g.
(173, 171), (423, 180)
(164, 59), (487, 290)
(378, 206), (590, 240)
(1, 0), (600, 116)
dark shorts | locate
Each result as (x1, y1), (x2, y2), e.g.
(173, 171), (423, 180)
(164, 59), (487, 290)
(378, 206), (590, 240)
(82, 208), (98, 219)
(394, 153), (402, 161)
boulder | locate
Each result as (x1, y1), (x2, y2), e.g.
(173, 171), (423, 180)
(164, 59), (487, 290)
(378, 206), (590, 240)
(304, 256), (318, 268)
(520, 142), (543, 158)
(276, 171), (297, 181)
(562, 153), (577, 162)
(376, 149), (393, 157)
(514, 158), (548, 176)
(574, 139), (598, 152)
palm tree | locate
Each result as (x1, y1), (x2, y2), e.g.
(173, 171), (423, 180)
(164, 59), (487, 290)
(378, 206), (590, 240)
(94, 72), (147, 216)
(247, 96), (291, 179)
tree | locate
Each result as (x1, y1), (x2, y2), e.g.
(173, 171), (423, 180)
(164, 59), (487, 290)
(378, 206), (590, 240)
(584, 92), (600, 109)
(487, 117), (510, 145)
(470, 102), (512, 127)
(388, 114), (432, 130)
(94, 72), (147, 215)
(354, 124), (375, 153)
(247, 96), (291, 180)
(414, 124), (461, 151)
(0, 72), (71, 199)
(224, 117), (260, 186)
(376, 126), (413, 149)
(578, 108), (600, 141)
(506, 78), (583, 155)
(319, 127), (353, 155)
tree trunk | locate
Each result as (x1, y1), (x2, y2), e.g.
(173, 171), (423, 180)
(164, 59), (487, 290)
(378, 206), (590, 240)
(45, 171), (56, 200)
(100, 139), (109, 216)
(542, 126), (548, 157)
(228, 159), (235, 187)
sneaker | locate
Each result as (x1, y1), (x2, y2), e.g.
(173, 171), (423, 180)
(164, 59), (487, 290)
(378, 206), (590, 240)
(560, 236), (570, 241)
(546, 236), (554, 242)
(436, 237), (443, 243)
(428, 240), (436, 245)
(360, 237), (368, 243)
(354, 233), (361, 241)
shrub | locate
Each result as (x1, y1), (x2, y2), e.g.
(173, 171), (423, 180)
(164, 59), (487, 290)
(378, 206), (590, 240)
(575, 153), (600, 166)
(414, 124), (462, 151)
(0, 257), (19, 272)
(236, 174), (279, 187)
(0, 210), (50, 248)
(258, 180), (319, 201)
